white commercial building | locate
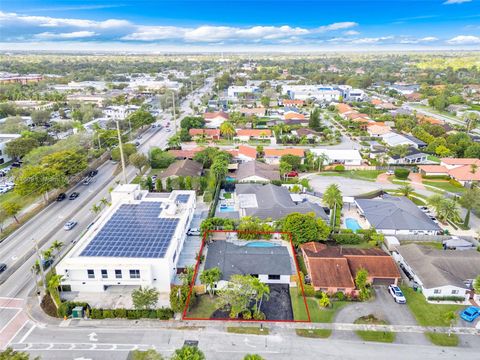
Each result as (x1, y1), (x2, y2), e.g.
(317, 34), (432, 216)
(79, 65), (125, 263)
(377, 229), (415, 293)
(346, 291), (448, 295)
(336, 85), (367, 102)
(227, 85), (260, 99)
(310, 149), (362, 166)
(281, 85), (341, 102)
(56, 184), (196, 294)
(103, 105), (140, 120)
(0, 134), (21, 164)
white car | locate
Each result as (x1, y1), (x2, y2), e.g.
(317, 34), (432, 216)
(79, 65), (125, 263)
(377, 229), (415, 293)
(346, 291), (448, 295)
(386, 170), (394, 175)
(63, 220), (78, 231)
(388, 285), (406, 304)
(187, 228), (201, 236)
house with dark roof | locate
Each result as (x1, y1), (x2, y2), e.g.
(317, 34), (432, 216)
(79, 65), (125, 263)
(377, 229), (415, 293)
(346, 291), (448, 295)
(393, 244), (480, 302)
(355, 195), (442, 235)
(235, 183), (329, 222)
(204, 240), (295, 288)
(159, 159), (203, 185)
(301, 242), (400, 294)
(236, 161), (280, 183)
(387, 147), (428, 165)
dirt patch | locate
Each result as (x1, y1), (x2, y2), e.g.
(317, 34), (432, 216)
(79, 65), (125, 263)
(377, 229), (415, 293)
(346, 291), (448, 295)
(41, 294), (58, 318)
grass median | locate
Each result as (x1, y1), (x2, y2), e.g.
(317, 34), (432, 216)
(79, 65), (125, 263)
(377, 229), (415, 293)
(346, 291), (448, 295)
(227, 327), (269, 335)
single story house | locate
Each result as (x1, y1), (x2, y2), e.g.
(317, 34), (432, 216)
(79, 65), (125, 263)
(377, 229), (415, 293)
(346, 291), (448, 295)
(367, 124), (391, 137)
(301, 242), (400, 294)
(228, 145), (257, 163)
(388, 147), (428, 165)
(236, 161), (280, 183)
(264, 148), (305, 165)
(310, 149), (362, 166)
(168, 148), (203, 160)
(238, 107), (265, 117)
(381, 132), (420, 148)
(284, 112), (306, 121)
(393, 244), (480, 302)
(291, 128), (323, 141)
(419, 158), (480, 186)
(204, 240), (294, 289)
(281, 99), (304, 107)
(235, 129), (273, 142)
(203, 111), (229, 128)
(188, 128), (220, 140)
(236, 183), (329, 222)
(355, 195), (442, 235)
(159, 159), (203, 185)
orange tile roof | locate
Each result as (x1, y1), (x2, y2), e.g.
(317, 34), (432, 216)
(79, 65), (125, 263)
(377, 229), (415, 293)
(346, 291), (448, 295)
(441, 158), (480, 166)
(283, 99), (305, 106)
(448, 165), (480, 181)
(418, 115), (443, 125)
(347, 113), (370, 120)
(418, 165), (448, 173)
(367, 124), (391, 135)
(371, 99), (383, 105)
(284, 112), (306, 120)
(203, 111), (229, 120)
(236, 129), (272, 137)
(264, 148), (304, 157)
(188, 128), (220, 137)
(305, 257), (355, 289)
(238, 145), (257, 159)
(239, 107), (265, 116)
(345, 256), (400, 279)
(337, 103), (353, 114)
(168, 148), (203, 159)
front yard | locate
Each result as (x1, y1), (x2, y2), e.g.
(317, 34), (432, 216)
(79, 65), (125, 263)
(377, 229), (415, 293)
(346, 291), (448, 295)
(354, 315), (395, 343)
(422, 180), (465, 194)
(318, 170), (384, 182)
(290, 287), (347, 323)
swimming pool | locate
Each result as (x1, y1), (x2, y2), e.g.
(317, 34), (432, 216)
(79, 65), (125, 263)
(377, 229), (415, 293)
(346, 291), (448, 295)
(219, 205), (235, 212)
(345, 218), (362, 232)
(246, 241), (278, 247)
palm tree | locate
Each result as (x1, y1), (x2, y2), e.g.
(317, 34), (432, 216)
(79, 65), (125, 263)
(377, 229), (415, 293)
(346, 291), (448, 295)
(316, 153), (329, 172)
(444, 311), (457, 337)
(464, 112), (479, 134)
(437, 199), (460, 223)
(251, 277), (270, 313)
(398, 184), (414, 198)
(167, 135), (181, 149)
(47, 274), (63, 307)
(323, 184), (343, 209)
(219, 121), (236, 140)
(91, 203), (102, 215)
(100, 197), (110, 207)
(51, 240), (63, 256)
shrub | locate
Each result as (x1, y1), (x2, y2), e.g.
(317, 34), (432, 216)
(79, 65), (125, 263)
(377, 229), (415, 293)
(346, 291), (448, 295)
(427, 296), (465, 302)
(332, 233), (363, 244)
(334, 165), (345, 172)
(303, 284), (315, 297)
(114, 308), (127, 318)
(448, 179), (462, 187)
(335, 291), (345, 301)
(253, 311), (266, 320)
(241, 310), (252, 320)
(394, 168), (410, 180)
(102, 310), (114, 318)
(57, 301), (90, 318)
(314, 291), (325, 299)
(90, 308), (104, 319)
(203, 191), (213, 203)
(127, 310), (141, 319)
(156, 307), (174, 320)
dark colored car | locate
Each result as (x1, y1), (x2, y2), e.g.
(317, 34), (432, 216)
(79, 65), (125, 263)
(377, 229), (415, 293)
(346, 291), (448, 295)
(88, 170), (98, 177)
(0, 263), (7, 273)
(69, 192), (80, 200)
(11, 162), (21, 168)
(56, 193), (66, 201)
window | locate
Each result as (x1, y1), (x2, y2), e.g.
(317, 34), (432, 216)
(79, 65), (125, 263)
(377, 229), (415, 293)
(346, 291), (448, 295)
(337, 288), (345, 292)
(268, 274), (280, 280)
(87, 269), (95, 279)
(434, 289), (441, 294)
(115, 270), (122, 279)
(451, 289), (459, 295)
(129, 269), (140, 279)
(251, 274), (259, 278)
(101, 269), (108, 279)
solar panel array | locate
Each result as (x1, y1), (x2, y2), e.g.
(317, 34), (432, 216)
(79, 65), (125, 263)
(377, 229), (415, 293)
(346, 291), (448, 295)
(80, 202), (179, 258)
(176, 194), (190, 203)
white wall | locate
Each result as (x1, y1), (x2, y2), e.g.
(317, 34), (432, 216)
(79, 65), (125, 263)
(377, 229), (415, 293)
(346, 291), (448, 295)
(423, 285), (469, 301)
(239, 175), (271, 183)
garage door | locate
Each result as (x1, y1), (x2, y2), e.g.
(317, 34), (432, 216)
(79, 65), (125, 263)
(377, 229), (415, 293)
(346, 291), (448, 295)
(372, 277), (396, 286)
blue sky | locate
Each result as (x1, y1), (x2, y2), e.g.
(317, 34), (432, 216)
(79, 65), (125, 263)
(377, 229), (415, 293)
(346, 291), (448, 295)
(0, 0), (479, 52)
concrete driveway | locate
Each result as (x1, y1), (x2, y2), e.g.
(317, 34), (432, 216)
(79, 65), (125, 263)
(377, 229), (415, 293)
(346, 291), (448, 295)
(332, 287), (430, 345)
(306, 175), (397, 197)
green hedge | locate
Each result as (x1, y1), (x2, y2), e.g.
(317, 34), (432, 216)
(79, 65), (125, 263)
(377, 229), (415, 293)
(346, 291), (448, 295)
(422, 175), (450, 180)
(57, 301), (90, 318)
(89, 307), (174, 320)
(427, 296), (465, 302)
(394, 168), (410, 180)
(334, 165), (345, 172)
(332, 233), (363, 244)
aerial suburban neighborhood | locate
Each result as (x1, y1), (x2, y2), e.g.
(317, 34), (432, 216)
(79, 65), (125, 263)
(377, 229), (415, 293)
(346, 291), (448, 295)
(0, 1), (479, 359)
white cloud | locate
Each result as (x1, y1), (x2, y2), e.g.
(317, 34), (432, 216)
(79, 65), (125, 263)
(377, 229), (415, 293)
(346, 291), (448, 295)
(351, 36), (393, 44)
(443, 0), (472, 4)
(447, 35), (480, 44)
(419, 36), (439, 42)
(34, 31), (97, 39)
(315, 22), (358, 32)
(399, 36), (439, 44)
(344, 30), (360, 36)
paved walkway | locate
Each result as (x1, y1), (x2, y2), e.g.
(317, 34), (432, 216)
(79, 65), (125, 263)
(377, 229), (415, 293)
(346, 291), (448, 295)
(0, 297), (29, 350)
(408, 173), (426, 190)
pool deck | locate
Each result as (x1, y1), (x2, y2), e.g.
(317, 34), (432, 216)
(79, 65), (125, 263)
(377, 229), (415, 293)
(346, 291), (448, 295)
(342, 207), (369, 230)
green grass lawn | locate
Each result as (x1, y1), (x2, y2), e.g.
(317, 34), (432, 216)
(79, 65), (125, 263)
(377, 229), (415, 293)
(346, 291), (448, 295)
(318, 170), (383, 182)
(295, 329), (332, 338)
(289, 288), (347, 323)
(223, 192), (232, 199)
(227, 327), (269, 335)
(426, 155), (441, 163)
(422, 181), (465, 194)
(186, 295), (220, 318)
(354, 315), (395, 343)
(426, 332), (459, 347)
(400, 286), (465, 327)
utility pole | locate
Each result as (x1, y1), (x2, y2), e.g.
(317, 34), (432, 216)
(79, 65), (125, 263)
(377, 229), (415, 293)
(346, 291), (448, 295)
(172, 91), (177, 134)
(116, 120), (127, 184)
(33, 238), (47, 292)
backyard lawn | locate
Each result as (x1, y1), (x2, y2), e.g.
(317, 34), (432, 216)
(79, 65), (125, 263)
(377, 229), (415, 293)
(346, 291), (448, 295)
(422, 180), (465, 194)
(319, 170), (384, 182)
(290, 288), (347, 323)
(186, 295), (220, 319)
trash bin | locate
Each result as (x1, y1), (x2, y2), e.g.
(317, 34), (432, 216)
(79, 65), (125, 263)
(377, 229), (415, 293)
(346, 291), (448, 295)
(71, 306), (84, 318)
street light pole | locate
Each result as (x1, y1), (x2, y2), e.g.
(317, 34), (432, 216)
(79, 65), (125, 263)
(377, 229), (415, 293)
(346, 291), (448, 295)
(116, 120), (128, 184)
(33, 238), (47, 292)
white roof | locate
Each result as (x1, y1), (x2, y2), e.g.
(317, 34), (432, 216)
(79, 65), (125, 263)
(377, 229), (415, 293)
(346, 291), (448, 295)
(381, 132), (416, 147)
(311, 148), (362, 161)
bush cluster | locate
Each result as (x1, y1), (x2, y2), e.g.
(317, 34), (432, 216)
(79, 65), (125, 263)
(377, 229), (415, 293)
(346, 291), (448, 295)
(57, 301), (90, 318)
(88, 307), (174, 320)
(427, 296), (465, 302)
(332, 232), (363, 244)
(394, 168), (410, 180)
(334, 165), (345, 172)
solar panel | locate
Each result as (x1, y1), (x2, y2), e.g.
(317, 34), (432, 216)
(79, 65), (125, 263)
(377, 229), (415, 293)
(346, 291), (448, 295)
(176, 194), (190, 203)
(80, 202), (179, 259)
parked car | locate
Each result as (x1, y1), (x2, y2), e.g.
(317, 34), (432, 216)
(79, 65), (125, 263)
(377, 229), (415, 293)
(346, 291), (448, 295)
(285, 170), (299, 178)
(11, 162), (22, 168)
(460, 306), (480, 322)
(56, 193), (67, 201)
(386, 170), (394, 175)
(134, 141), (140, 146)
(88, 169), (98, 177)
(388, 285), (406, 304)
(166, 128), (171, 132)
(82, 177), (92, 185)
(187, 228), (201, 236)
(0, 263), (6, 274)
(63, 220), (77, 231)
(42, 259), (53, 270)
(69, 192), (80, 200)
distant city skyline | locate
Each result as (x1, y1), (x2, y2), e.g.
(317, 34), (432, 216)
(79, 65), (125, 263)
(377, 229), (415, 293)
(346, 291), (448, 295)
(1, 0), (479, 52)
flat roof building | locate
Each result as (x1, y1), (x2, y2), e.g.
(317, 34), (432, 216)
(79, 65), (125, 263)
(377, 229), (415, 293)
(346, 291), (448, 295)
(56, 184), (196, 294)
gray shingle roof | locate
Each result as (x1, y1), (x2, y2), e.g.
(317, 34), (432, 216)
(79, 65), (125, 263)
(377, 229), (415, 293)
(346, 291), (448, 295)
(236, 161), (280, 182)
(204, 241), (294, 281)
(236, 183), (329, 221)
(160, 159), (203, 179)
(397, 244), (480, 288)
(356, 195), (441, 231)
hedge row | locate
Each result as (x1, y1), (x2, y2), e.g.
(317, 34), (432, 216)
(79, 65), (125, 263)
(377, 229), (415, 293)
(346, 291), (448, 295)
(89, 307), (174, 320)
(427, 296), (465, 302)
(331, 233), (363, 244)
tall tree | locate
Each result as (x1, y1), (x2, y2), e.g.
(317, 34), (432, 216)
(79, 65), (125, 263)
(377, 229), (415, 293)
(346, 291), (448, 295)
(1, 201), (21, 223)
(14, 166), (68, 202)
(171, 345), (205, 360)
(323, 184), (343, 209)
(355, 268), (371, 301)
(199, 267), (222, 297)
(4, 137), (39, 160)
(131, 286), (159, 310)
(309, 108), (321, 131)
(251, 277), (270, 313)
(219, 121), (236, 140)
(398, 184), (414, 198)
(129, 153), (149, 174)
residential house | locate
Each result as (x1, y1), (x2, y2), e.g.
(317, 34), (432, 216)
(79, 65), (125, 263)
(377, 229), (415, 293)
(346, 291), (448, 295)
(355, 195), (442, 235)
(292, 128), (323, 142)
(284, 112), (306, 121)
(310, 149), (362, 166)
(393, 244), (480, 302)
(366, 123), (391, 137)
(159, 159), (203, 185)
(381, 132), (420, 148)
(264, 148), (305, 165)
(281, 85), (341, 102)
(281, 99), (305, 107)
(238, 107), (265, 117)
(230, 145), (257, 163)
(168, 148), (204, 160)
(236, 161), (280, 183)
(204, 240), (294, 290)
(227, 85), (260, 99)
(419, 158), (480, 187)
(203, 111), (229, 128)
(235, 129), (273, 142)
(235, 183), (329, 222)
(388, 147), (428, 165)
(188, 128), (220, 140)
(301, 242), (401, 294)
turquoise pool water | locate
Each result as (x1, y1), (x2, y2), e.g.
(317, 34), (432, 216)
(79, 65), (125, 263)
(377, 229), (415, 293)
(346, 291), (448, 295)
(225, 176), (236, 182)
(246, 241), (278, 247)
(345, 218), (361, 232)
(219, 205), (235, 212)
